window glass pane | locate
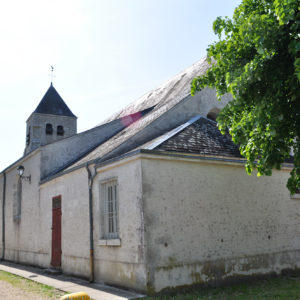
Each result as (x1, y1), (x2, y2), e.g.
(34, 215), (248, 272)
(101, 180), (118, 239)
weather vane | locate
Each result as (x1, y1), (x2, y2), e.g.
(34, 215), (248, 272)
(50, 65), (55, 85)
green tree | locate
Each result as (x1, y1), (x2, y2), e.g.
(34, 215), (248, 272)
(192, 0), (300, 193)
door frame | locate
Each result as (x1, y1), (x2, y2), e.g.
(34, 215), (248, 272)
(51, 195), (62, 267)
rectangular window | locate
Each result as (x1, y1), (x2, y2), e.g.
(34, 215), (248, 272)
(101, 179), (118, 239)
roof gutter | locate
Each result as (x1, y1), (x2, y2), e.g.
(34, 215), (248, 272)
(42, 147), (294, 186)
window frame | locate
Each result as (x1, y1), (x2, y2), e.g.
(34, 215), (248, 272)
(99, 178), (120, 245)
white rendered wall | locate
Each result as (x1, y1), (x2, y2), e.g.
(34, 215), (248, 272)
(0, 173), (4, 256)
(40, 168), (90, 278)
(39, 157), (146, 291)
(92, 158), (146, 291)
(141, 155), (299, 292)
(1, 152), (51, 267)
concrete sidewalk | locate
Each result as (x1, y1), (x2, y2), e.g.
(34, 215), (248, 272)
(0, 261), (144, 300)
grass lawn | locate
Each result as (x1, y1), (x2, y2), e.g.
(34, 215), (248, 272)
(143, 276), (300, 299)
(0, 270), (66, 298)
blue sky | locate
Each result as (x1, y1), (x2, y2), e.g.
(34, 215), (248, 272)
(0, 0), (241, 171)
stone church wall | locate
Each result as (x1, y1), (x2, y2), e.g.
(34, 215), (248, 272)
(40, 167), (90, 278)
(25, 113), (77, 154)
(92, 157), (147, 291)
(141, 155), (299, 293)
(39, 156), (147, 291)
(1, 152), (51, 267)
(0, 173), (4, 256)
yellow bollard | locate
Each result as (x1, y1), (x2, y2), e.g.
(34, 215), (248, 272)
(60, 291), (91, 300)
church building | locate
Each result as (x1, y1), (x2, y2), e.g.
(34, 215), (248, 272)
(0, 58), (299, 294)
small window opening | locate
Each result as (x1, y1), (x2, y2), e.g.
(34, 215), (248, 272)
(26, 134), (30, 145)
(46, 123), (53, 135)
(57, 125), (64, 136)
(26, 127), (30, 145)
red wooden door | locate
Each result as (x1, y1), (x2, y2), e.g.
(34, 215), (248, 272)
(51, 196), (62, 267)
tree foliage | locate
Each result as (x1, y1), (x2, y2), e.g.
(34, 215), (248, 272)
(191, 0), (300, 193)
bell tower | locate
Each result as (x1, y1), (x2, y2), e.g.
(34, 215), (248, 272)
(24, 84), (77, 155)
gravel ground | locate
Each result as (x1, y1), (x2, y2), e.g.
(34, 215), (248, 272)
(0, 279), (61, 299)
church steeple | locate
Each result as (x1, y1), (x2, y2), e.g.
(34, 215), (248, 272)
(24, 85), (77, 155)
(33, 85), (76, 118)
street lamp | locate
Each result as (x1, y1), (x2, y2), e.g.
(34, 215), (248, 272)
(17, 165), (31, 183)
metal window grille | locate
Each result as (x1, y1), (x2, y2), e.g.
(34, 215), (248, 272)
(102, 180), (118, 239)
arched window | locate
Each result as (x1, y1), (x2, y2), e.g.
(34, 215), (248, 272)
(46, 123), (53, 135)
(57, 125), (64, 136)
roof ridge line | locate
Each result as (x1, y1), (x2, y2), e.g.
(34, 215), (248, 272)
(146, 115), (202, 150)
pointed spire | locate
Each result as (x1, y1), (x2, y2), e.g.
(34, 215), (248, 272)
(33, 85), (77, 118)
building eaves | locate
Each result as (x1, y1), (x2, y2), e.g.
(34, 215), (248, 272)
(40, 114), (242, 184)
(40, 106), (155, 179)
(63, 58), (211, 170)
(40, 148), (294, 186)
(0, 148), (41, 175)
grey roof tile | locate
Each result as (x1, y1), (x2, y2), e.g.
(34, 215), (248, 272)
(34, 84), (76, 118)
(98, 58), (210, 125)
(154, 117), (242, 158)
(66, 58), (211, 169)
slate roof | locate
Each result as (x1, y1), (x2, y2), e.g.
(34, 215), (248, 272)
(149, 116), (242, 158)
(66, 58), (211, 169)
(98, 57), (210, 125)
(34, 84), (77, 118)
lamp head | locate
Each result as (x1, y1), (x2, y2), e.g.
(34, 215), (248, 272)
(17, 165), (25, 177)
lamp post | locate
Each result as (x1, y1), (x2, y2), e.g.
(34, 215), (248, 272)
(17, 165), (31, 183)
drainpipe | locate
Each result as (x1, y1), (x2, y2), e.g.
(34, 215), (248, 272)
(2, 172), (6, 260)
(86, 164), (97, 283)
